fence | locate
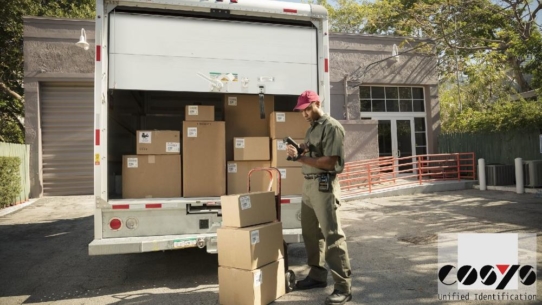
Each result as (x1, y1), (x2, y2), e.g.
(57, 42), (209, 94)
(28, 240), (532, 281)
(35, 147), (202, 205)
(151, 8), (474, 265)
(338, 152), (475, 198)
(438, 129), (541, 165)
(0, 143), (30, 205)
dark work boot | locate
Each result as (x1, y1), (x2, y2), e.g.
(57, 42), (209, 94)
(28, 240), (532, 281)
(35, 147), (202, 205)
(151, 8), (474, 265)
(295, 276), (327, 290)
(324, 289), (352, 305)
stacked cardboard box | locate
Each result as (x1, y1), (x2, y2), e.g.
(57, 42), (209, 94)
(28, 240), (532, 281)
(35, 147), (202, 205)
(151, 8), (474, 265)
(122, 130), (182, 198)
(182, 105), (227, 197)
(225, 95), (274, 195)
(269, 112), (308, 196)
(218, 192), (285, 305)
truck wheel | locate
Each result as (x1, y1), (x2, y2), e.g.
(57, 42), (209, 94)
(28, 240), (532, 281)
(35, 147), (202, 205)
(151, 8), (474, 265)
(285, 270), (296, 293)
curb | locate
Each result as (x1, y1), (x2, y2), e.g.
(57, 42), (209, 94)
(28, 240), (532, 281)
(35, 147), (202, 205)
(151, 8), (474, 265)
(0, 199), (40, 217)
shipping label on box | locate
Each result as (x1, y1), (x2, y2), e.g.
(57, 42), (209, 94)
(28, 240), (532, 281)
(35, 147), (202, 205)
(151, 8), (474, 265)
(221, 191), (276, 227)
(219, 259), (285, 305)
(136, 130), (180, 155)
(217, 222), (284, 270)
(233, 137), (270, 161)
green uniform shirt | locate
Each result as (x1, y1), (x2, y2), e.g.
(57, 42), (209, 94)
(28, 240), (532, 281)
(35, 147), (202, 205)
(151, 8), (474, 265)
(302, 114), (345, 175)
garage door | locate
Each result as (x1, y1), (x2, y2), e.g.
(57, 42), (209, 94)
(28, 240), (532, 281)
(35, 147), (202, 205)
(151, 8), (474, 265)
(41, 83), (94, 196)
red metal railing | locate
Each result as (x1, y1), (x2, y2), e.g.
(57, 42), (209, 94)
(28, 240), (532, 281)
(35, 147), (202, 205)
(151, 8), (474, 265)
(338, 152), (475, 198)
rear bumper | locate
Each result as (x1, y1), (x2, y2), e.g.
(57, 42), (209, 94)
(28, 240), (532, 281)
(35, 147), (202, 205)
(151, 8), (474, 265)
(89, 229), (303, 255)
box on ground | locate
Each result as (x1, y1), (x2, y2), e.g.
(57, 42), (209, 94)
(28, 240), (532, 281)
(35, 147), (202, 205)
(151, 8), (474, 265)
(221, 191), (277, 228)
(271, 138), (303, 168)
(227, 161), (272, 195)
(136, 130), (180, 155)
(234, 137), (270, 161)
(183, 121), (226, 197)
(224, 94), (274, 161)
(219, 259), (285, 305)
(269, 112), (308, 139)
(217, 222), (284, 270)
(185, 105), (214, 121)
(122, 155), (181, 198)
(274, 167), (304, 196)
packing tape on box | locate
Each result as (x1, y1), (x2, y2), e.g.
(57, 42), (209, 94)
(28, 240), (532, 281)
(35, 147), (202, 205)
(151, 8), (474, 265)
(148, 155), (155, 163)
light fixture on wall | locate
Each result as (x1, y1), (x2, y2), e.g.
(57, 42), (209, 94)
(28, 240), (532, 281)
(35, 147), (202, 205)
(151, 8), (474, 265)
(76, 28), (89, 50)
(391, 44), (400, 63)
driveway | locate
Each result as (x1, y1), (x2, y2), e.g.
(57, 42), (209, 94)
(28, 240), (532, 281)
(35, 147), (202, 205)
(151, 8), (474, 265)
(0, 189), (540, 304)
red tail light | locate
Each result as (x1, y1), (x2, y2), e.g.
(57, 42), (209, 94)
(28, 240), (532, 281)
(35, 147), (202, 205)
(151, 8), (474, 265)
(109, 218), (122, 230)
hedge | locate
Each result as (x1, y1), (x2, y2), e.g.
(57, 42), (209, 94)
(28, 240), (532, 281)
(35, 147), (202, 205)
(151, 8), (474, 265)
(0, 157), (21, 208)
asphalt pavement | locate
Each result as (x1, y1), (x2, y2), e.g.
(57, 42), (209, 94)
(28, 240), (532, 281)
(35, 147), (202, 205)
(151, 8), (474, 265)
(0, 189), (541, 305)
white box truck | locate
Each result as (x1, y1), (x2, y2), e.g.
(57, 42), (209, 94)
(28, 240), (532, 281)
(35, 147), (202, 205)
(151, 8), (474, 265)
(89, 0), (330, 255)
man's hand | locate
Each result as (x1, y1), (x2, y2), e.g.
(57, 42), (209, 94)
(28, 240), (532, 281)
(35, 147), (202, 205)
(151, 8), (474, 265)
(286, 144), (300, 160)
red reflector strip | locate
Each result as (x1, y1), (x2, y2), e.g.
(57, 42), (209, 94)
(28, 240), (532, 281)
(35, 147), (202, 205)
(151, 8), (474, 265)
(112, 204), (129, 209)
(280, 199), (291, 204)
(283, 8), (297, 13)
(95, 129), (100, 145)
(325, 58), (329, 72)
(96, 45), (101, 62)
(145, 204), (162, 209)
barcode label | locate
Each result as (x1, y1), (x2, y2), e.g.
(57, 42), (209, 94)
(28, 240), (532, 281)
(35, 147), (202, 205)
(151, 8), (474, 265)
(187, 128), (197, 137)
(127, 158), (138, 168)
(250, 230), (260, 245)
(276, 112), (286, 122)
(235, 138), (245, 148)
(240, 196), (251, 210)
(228, 163), (237, 173)
(188, 106), (198, 116)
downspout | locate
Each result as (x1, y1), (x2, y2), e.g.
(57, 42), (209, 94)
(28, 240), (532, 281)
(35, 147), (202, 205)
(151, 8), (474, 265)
(343, 74), (349, 120)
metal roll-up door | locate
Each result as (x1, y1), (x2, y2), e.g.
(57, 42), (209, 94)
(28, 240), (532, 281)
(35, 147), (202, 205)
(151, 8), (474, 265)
(41, 83), (93, 196)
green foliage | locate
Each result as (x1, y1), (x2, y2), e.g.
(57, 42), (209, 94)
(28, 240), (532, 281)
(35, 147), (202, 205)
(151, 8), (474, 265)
(0, 0), (95, 144)
(0, 157), (22, 208)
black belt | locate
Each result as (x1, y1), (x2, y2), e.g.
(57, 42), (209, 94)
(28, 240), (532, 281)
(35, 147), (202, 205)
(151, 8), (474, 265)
(303, 173), (335, 179)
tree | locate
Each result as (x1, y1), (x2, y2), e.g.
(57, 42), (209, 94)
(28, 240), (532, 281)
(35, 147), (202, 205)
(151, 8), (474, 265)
(321, 0), (542, 132)
(0, 0), (95, 143)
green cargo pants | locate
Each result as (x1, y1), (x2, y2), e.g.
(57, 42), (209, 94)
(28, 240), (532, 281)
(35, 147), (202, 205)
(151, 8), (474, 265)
(301, 177), (352, 293)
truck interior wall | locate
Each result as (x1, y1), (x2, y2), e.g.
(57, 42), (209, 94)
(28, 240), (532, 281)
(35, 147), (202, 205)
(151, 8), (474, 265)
(107, 90), (298, 198)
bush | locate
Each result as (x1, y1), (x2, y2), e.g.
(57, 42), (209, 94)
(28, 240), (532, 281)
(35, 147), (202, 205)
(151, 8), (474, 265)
(0, 157), (21, 208)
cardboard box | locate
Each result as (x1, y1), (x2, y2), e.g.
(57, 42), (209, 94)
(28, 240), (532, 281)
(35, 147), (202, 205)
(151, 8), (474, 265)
(271, 138), (303, 168)
(234, 137), (270, 161)
(227, 161), (272, 195)
(136, 130), (180, 155)
(217, 222), (284, 270)
(221, 191), (277, 228)
(274, 167), (304, 196)
(185, 105), (214, 121)
(122, 155), (181, 198)
(219, 259), (285, 305)
(183, 121), (226, 197)
(224, 95), (274, 161)
(269, 112), (308, 139)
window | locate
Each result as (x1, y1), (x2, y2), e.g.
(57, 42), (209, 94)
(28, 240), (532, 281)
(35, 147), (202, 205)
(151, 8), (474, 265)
(414, 118), (427, 155)
(360, 86), (425, 113)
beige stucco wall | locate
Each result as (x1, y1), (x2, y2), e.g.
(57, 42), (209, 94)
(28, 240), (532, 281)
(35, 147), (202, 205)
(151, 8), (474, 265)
(24, 17), (95, 197)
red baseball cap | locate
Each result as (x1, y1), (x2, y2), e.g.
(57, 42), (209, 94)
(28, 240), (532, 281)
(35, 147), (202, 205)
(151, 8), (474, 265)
(294, 90), (320, 111)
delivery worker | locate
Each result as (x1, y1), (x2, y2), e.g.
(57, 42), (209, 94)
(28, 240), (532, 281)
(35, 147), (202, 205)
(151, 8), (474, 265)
(286, 90), (352, 305)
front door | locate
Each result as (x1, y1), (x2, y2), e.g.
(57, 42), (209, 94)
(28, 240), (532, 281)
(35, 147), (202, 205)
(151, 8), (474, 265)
(377, 118), (415, 171)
